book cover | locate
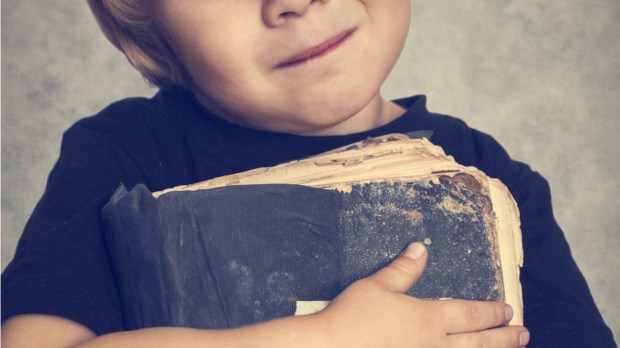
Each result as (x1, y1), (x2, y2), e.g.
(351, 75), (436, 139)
(102, 134), (523, 330)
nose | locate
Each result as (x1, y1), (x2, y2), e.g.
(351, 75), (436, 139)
(262, 0), (326, 27)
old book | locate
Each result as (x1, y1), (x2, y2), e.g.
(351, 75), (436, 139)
(102, 134), (523, 330)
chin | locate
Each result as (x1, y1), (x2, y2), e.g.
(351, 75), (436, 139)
(280, 97), (379, 135)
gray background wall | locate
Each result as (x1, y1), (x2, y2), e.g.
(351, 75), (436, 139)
(2, 0), (618, 339)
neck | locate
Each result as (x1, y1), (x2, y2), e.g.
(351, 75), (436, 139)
(295, 94), (407, 136)
(189, 86), (407, 136)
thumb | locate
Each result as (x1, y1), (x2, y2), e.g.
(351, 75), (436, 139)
(366, 243), (428, 293)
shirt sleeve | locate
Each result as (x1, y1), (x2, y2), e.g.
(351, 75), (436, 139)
(1, 123), (146, 335)
(468, 130), (616, 347)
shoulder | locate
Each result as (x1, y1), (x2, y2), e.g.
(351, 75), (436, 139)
(70, 91), (172, 138)
(59, 89), (198, 158)
(399, 100), (496, 164)
(403, 101), (535, 196)
(396, 96), (495, 167)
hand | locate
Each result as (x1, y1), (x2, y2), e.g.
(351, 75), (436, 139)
(314, 243), (530, 348)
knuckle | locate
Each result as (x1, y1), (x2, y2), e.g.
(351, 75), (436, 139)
(467, 305), (484, 327)
(476, 336), (493, 348)
(350, 278), (373, 291)
(356, 275), (388, 293)
(510, 330), (523, 347)
(389, 259), (417, 279)
(498, 330), (520, 348)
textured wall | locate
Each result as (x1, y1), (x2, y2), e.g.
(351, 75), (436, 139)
(2, 0), (618, 338)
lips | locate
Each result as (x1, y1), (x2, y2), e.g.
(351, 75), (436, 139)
(276, 28), (357, 68)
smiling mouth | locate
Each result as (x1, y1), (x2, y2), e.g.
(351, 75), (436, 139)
(276, 28), (357, 68)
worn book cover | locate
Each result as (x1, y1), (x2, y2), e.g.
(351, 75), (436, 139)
(102, 134), (523, 330)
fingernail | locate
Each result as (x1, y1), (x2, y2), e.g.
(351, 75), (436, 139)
(402, 243), (426, 260)
(519, 330), (530, 346)
(504, 304), (513, 321)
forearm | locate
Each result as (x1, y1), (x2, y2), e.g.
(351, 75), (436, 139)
(74, 314), (327, 348)
(7, 246), (529, 348)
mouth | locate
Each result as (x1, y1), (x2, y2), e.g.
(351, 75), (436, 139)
(276, 28), (357, 69)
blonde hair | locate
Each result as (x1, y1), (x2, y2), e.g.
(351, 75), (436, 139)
(87, 0), (187, 88)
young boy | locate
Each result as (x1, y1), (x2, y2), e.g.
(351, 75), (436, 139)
(1, 1), (615, 347)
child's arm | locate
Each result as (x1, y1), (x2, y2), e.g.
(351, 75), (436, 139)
(2, 244), (529, 348)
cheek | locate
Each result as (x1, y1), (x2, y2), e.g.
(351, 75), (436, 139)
(365, 0), (412, 15)
(380, 1), (411, 39)
(177, 33), (265, 107)
(363, 1), (411, 79)
(159, 5), (261, 90)
(364, 0), (411, 37)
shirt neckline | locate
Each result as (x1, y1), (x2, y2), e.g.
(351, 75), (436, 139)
(156, 88), (430, 143)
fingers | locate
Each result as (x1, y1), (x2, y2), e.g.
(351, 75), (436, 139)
(439, 299), (513, 334)
(448, 325), (530, 348)
(365, 243), (427, 293)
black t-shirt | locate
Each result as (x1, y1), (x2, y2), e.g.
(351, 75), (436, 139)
(2, 88), (616, 347)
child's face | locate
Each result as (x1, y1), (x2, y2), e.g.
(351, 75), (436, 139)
(154, 0), (411, 135)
